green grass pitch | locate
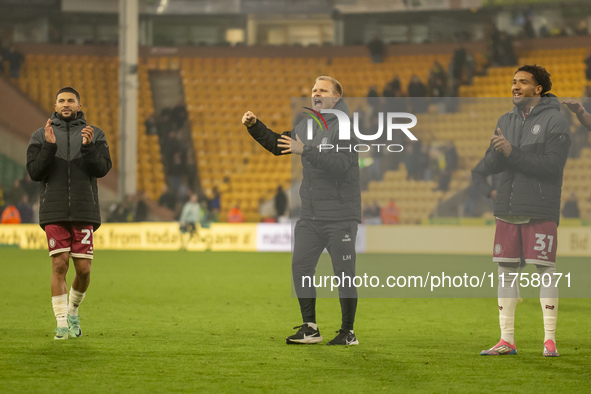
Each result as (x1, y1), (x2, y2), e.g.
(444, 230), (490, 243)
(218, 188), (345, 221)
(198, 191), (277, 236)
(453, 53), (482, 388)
(0, 249), (590, 393)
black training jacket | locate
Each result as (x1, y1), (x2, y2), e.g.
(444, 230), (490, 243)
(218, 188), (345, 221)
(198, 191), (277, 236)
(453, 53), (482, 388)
(483, 94), (571, 223)
(26, 111), (112, 230)
(246, 99), (361, 222)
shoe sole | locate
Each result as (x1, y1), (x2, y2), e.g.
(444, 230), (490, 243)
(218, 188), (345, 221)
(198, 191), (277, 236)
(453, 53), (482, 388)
(543, 350), (560, 357)
(327, 340), (359, 346)
(480, 350), (517, 355)
(285, 336), (323, 344)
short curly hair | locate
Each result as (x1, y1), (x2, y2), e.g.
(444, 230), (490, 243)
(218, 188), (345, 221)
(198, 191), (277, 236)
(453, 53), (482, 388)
(515, 65), (552, 95)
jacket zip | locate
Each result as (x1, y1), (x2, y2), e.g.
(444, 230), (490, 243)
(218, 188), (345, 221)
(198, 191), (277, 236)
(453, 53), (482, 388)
(509, 117), (526, 214)
(42, 183), (47, 204)
(90, 184), (97, 206)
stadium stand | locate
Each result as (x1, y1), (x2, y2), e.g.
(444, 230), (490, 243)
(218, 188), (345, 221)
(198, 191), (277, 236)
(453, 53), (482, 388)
(16, 55), (165, 201)
(10, 40), (591, 222)
(363, 46), (591, 223)
(179, 53), (458, 222)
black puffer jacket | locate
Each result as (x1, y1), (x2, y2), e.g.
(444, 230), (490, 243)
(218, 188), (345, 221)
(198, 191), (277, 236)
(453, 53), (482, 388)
(483, 94), (571, 223)
(26, 111), (112, 230)
(247, 99), (361, 222)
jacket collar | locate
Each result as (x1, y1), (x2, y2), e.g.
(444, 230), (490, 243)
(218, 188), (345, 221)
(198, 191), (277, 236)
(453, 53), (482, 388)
(511, 93), (560, 118)
(50, 111), (87, 128)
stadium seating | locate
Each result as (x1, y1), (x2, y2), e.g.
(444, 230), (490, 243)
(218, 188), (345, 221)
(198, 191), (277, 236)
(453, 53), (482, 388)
(17, 55), (165, 200)
(179, 53), (453, 221)
(359, 46), (591, 222)
(16, 46), (591, 221)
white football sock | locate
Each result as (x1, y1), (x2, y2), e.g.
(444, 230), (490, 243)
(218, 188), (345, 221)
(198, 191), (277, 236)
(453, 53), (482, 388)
(537, 265), (558, 343)
(498, 263), (519, 345)
(52, 294), (68, 328)
(305, 322), (318, 330)
(68, 288), (86, 316)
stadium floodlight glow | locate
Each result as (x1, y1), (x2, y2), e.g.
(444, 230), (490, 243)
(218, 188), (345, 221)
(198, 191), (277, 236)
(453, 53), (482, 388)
(156, 0), (169, 14)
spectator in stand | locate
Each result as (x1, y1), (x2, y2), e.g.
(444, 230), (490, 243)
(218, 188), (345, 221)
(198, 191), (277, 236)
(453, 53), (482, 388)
(389, 75), (402, 92)
(497, 32), (517, 67)
(465, 50), (476, 85)
(227, 203), (245, 223)
(434, 168), (452, 192)
(208, 186), (221, 213)
(539, 19), (550, 38)
(179, 193), (202, 250)
(21, 173), (38, 203)
(445, 141), (458, 173)
(170, 101), (188, 130)
(451, 45), (468, 85)
(0, 42), (6, 74)
(1, 204), (21, 224)
(274, 185), (288, 219)
(404, 142), (427, 181)
(429, 61), (447, 87)
(158, 184), (176, 211)
(9, 178), (26, 206)
(574, 21), (588, 36)
(16, 194), (34, 223)
(429, 61), (448, 99)
(133, 190), (149, 222)
(367, 35), (385, 64)
(367, 86), (379, 98)
(185, 152), (198, 191)
(363, 200), (381, 225)
(145, 113), (158, 135)
(523, 14), (536, 39)
(407, 75), (428, 113)
(199, 199), (213, 227)
(380, 199), (400, 225)
(7, 46), (24, 79)
(562, 193), (580, 218)
(106, 202), (122, 223)
(176, 178), (191, 205)
(163, 131), (186, 193)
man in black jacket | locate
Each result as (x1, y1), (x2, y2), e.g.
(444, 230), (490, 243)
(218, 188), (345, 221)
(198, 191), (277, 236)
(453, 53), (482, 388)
(479, 65), (570, 357)
(27, 87), (112, 340)
(242, 76), (361, 345)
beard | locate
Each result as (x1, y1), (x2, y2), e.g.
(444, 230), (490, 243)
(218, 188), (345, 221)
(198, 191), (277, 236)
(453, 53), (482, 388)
(512, 96), (532, 108)
(57, 110), (78, 121)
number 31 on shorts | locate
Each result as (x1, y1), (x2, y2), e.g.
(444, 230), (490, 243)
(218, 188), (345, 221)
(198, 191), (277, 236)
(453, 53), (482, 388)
(534, 233), (554, 253)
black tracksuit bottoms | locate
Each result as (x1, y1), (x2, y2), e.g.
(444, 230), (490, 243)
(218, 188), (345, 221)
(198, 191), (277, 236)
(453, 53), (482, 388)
(292, 218), (358, 331)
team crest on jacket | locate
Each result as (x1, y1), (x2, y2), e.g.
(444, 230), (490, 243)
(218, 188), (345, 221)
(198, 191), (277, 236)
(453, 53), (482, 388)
(494, 243), (502, 255)
(531, 124), (542, 135)
(321, 137), (328, 145)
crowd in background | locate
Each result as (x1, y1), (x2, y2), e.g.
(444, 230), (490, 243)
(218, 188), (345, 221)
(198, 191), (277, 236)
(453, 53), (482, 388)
(0, 175), (39, 224)
(3, 16), (591, 225)
(0, 41), (24, 79)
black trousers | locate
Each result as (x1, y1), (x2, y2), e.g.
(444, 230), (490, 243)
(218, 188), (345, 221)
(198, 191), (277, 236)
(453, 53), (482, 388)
(292, 218), (358, 330)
